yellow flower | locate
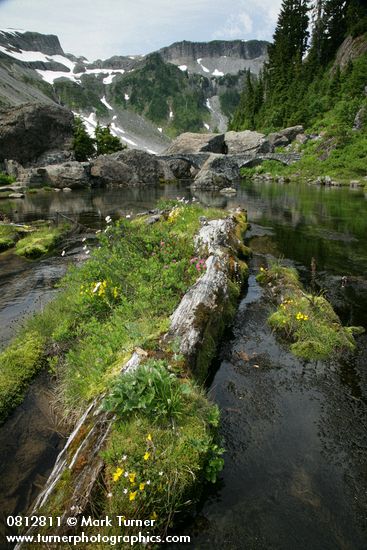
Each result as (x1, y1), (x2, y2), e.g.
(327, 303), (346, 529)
(260, 267), (265, 272)
(303, 315), (309, 321)
(129, 491), (137, 501)
(143, 451), (150, 461)
(147, 433), (152, 442)
(113, 467), (124, 482)
(128, 472), (136, 483)
(139, 482), (146, 491)
(151, 511), (158, 521)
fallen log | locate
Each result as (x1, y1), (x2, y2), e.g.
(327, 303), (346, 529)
(15, 208), (248, 547)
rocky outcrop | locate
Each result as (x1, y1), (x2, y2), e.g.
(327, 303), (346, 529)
(165, 157), (192, 179)
(158, 39), (269, 76)
(44, 162), (90, 188)
(164, 132), (226, 155)
(90, 150), (175, 186)
(0, 30), (64, 56)
(0, 103), (74, 165)
(225, 130), (271, 154)
(333, 35), (367, 71)
(192, 154), (239, 190)
(19, 161), (90, 189)
(90, 156), (135, 185)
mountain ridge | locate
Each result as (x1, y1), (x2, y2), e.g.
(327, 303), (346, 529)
(0, 29), (269, 152)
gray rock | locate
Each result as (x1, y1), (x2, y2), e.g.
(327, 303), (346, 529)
(8, 192), (25, 198)
(191, 153), (240, 190)
(225, 130), (271, 154)
(278, 125), (304, 142)
(219, 187), (237, 195)
(0, 103), (74, 165)
(165, 158), (192, 179)
(295, 133), (308, 145)
(90, 156), (136, 186)
(44, 162), (91, 189)
(353, 106), (366, 130)
(109, 149), (175, 184)
(164, 132), (225, 154)
(268, 132), (289, 149)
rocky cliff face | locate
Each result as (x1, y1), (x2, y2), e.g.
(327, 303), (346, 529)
(158, 39), (269, 76)
(0, 103), (74, 164)
(0, 30), (64, 56)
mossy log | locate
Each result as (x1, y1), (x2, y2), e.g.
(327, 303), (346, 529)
(15, 210), (248, 546)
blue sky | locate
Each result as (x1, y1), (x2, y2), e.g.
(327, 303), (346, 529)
(0, 0), (282, 59)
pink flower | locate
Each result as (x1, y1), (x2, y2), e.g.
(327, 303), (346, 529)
(164, 265), (169, 269)
(172, 259), (177, 263)
(160, 241), (165, 246)
(196, 263), (201, 270)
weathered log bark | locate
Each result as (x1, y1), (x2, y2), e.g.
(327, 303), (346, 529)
(15, 210), (248, 546)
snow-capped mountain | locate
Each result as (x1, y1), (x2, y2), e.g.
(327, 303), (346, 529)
(0, 29), (269, 152)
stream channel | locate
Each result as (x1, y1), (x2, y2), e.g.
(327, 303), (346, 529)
(0, 181), (366, 549)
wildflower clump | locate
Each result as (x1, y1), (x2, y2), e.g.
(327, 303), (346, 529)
(103, 360), (224, 533)
(257, 262), (363, 360)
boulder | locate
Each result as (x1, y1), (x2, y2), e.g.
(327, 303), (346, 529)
(278, 125), (304, 142)
(109, 149), (175, 184)
(295, 133), (308, 145)
(0, 103), (74, 165)
(191, 154), (239, 190)
(224, 130), (271, 154)
(90, 156), (136, 186)
(267, 132), (289, 149)
(165, 158), (192, 179)
(164, 132), (225, 154)
(43, 162), (91, 189)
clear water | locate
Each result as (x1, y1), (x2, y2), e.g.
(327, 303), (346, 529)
(0, 180), (366, 549)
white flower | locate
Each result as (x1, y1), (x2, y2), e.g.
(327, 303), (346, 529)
(126, 214), (131, 219)
(122, 455), (127, 461)
(85, 250), (90, 255)
(82, 237), (87, 242)
(123, 488), (128, 494)
(107, 492), (112, 498)
(105, 215), (112, 223)
(158, 471), (163, 476)
(124, 471), (129, 477)
(146, 480), (151, 485)
(83, 245), (87, 250)
(61, 250), (65, 257)
(93, 282), (101, 293)
(96, 230), (101, 234)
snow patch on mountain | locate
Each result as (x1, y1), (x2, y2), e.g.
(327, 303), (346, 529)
(212, 69), (224, 77)
(178, 65), (187, 71)
(101, 96), (113, 110)
(196, 58), (210, 73)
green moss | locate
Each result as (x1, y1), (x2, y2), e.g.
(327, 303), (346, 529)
(258, 262), (363, 360)
(0, 332), (46, 423)
(0, 172), (16, 186)
(15, 225), (67, 258)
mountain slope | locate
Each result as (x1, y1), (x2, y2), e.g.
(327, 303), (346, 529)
(0, 29), (269, 151)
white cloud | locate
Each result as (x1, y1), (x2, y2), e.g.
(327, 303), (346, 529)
(0, 0), (282, 59)
(213, 11), (253, 39)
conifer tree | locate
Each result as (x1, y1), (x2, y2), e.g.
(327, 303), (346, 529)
(95, 123), (125, 156)
(72, 116), (95, 161)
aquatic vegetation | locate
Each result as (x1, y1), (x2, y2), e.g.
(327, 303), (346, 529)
(15, 224), (68, 258)
(0, 172), (16, 186)
(257, 262), (363, 360)
(0, 332), (46, 423)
